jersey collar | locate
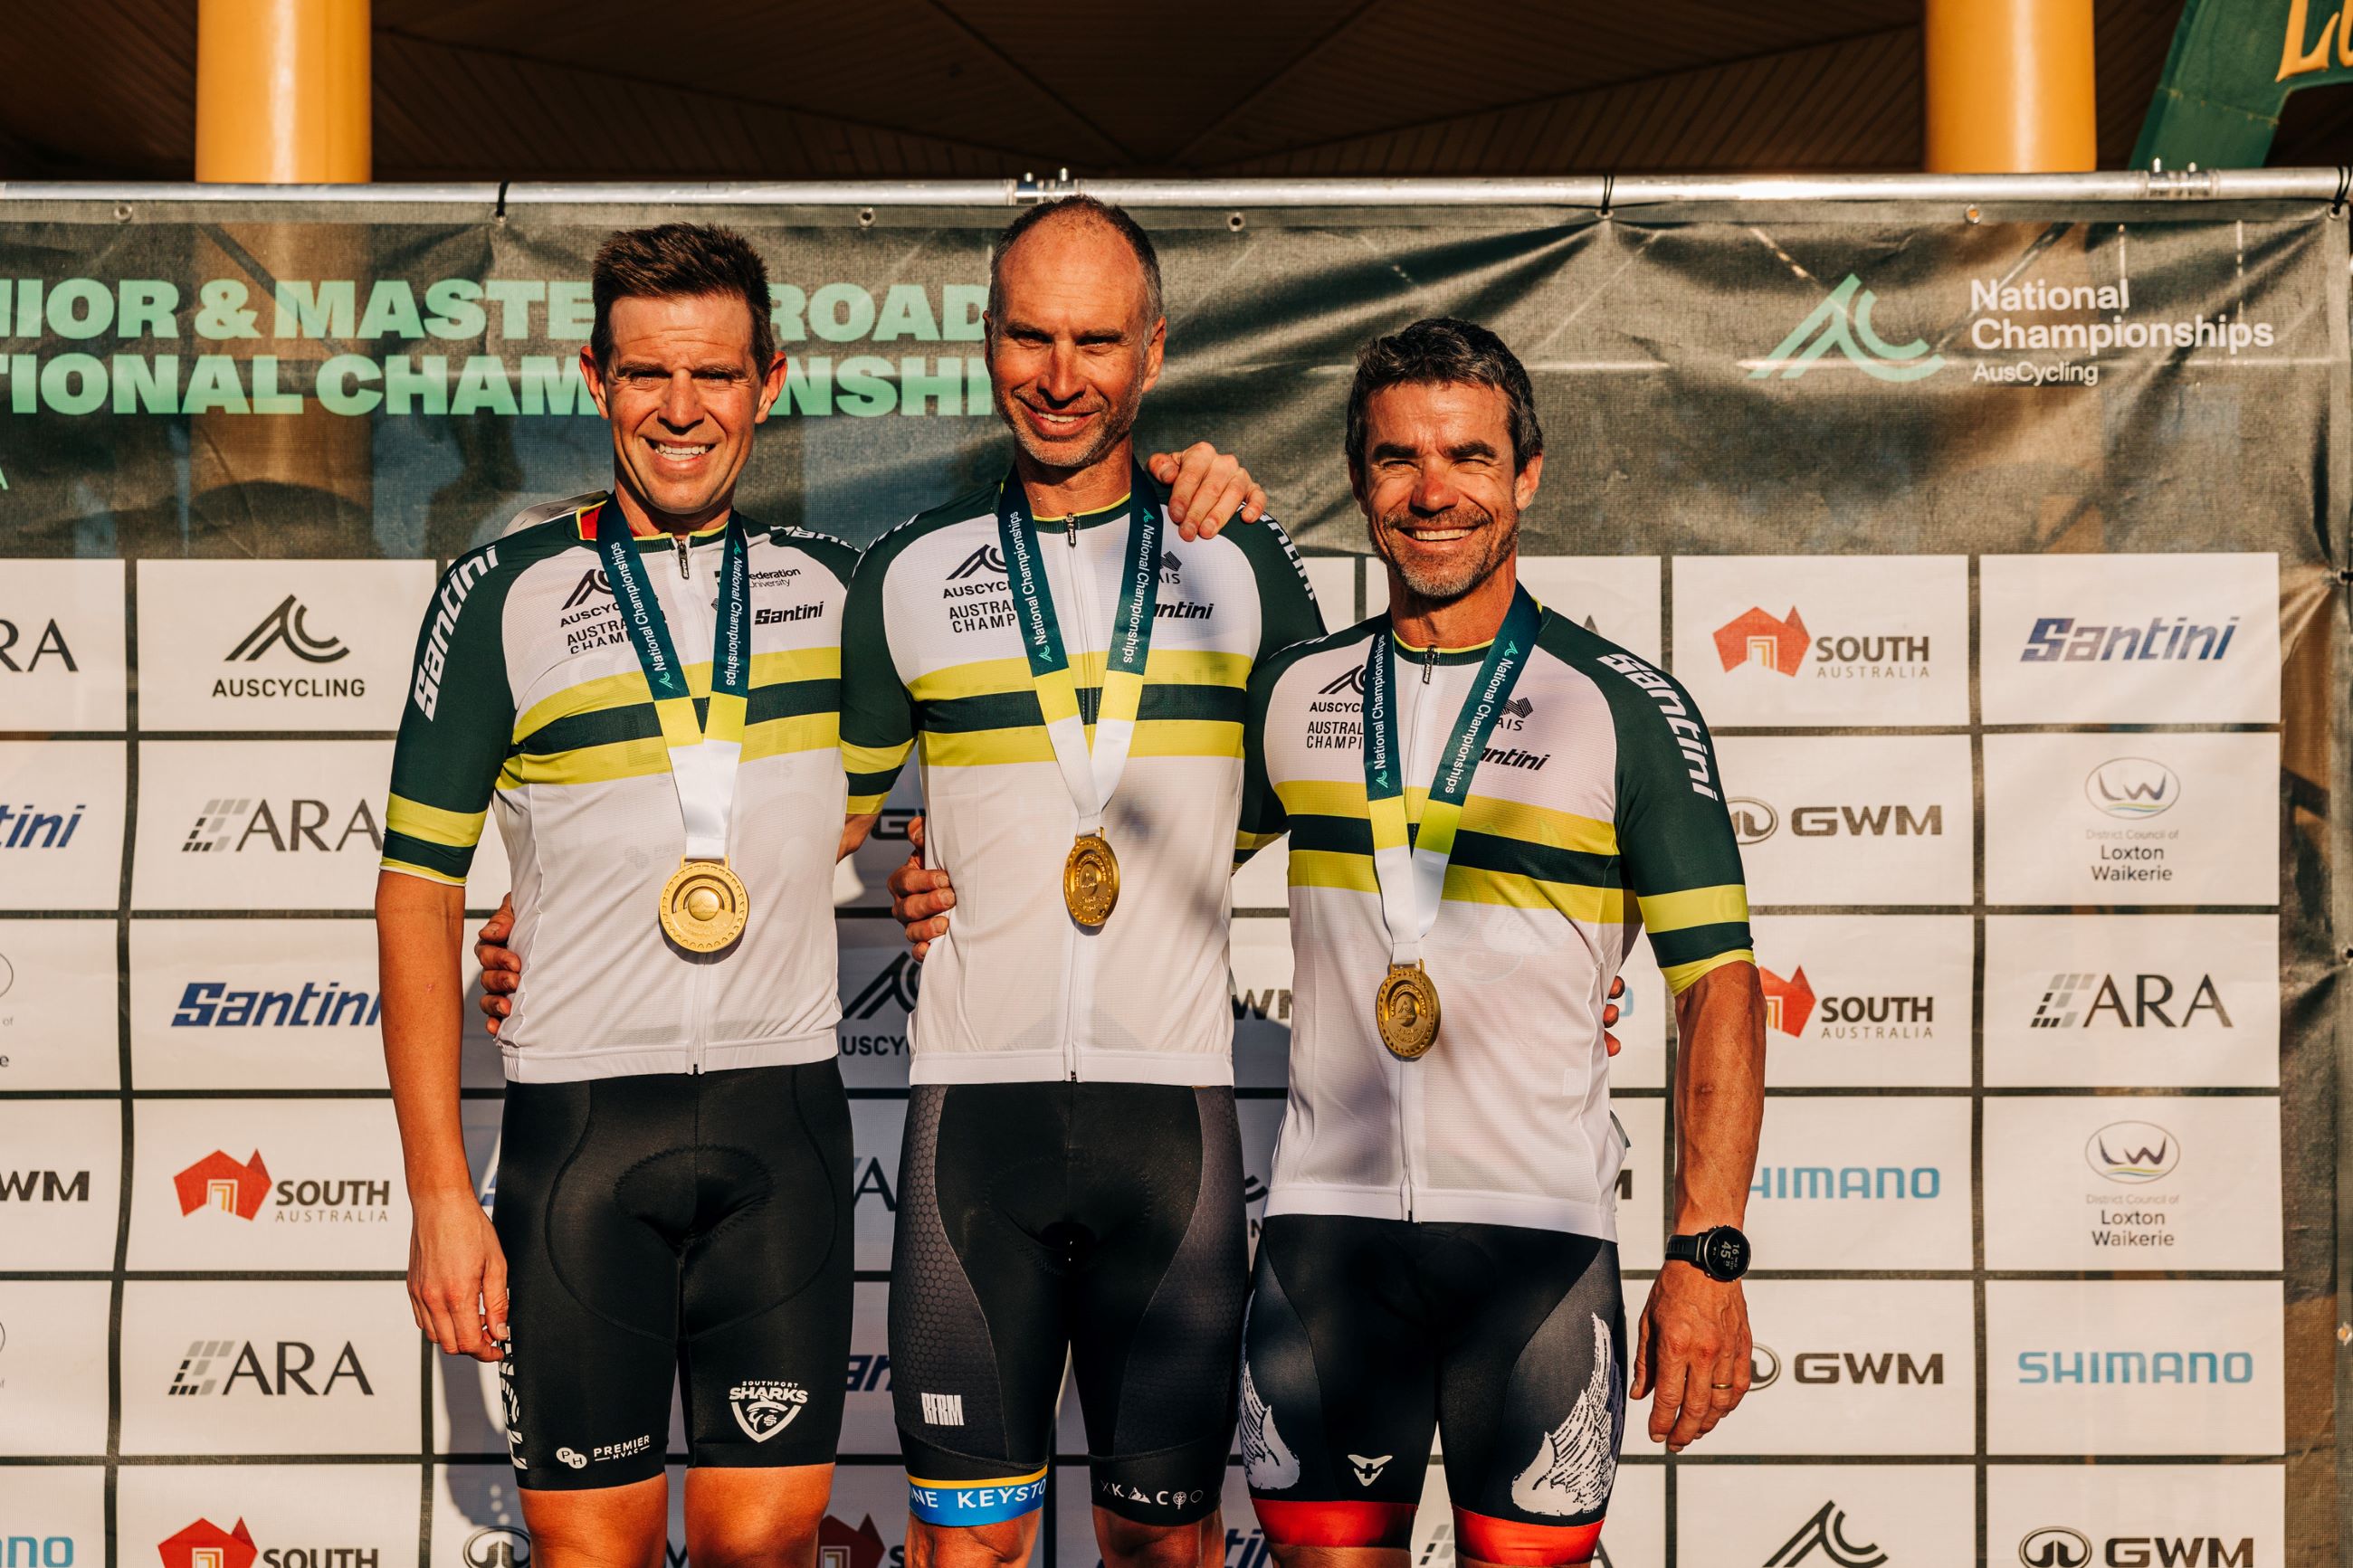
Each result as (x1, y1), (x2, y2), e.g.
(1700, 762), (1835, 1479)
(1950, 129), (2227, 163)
(574, 495), (737, 548)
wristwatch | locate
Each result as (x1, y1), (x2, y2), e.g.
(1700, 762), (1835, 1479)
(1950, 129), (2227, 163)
(1664, 1225), (1750, 1282)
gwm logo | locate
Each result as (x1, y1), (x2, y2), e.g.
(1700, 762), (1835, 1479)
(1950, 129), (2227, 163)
(174, 1151), (272, 1219)
(1715, 607), (1811, 674)
(1750, 274), (1944, 384)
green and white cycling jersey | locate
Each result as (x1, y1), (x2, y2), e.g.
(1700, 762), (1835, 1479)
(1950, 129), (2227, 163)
(381, 494), (856, 1082)
(838, 478), (1323, 1087)
(1239, 605), (1754, 1237)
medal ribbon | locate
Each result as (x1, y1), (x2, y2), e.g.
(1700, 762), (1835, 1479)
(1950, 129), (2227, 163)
(1360, 585), (1545, 966)
(595, 502), (753, 861)
(995, 463), (1164, 837)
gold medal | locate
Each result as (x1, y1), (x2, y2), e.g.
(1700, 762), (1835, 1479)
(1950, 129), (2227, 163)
(1374, 963), (1441, 1060)
(659, 859), (749, 954)
(1062, 833), (1120, 927)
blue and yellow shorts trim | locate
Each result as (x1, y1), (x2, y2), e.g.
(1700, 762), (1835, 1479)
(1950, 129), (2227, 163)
(907, 1467), (1050, 1526)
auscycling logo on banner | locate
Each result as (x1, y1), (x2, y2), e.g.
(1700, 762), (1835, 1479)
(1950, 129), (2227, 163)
(1749, 270), (2276, 388)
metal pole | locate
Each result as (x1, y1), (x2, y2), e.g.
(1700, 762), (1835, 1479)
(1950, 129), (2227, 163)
(1924, 0), (2099, 174)
(195, 0), (372, 184)
(2, 169), (2348, 208)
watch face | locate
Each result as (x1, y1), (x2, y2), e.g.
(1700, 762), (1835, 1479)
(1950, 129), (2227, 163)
(1701, 1227), (1750, 1280)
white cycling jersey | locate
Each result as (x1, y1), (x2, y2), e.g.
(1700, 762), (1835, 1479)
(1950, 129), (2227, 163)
(381, 494), (853, 1082)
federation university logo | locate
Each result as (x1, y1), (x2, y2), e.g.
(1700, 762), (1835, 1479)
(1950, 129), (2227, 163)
(1751, 273), (1944, 383)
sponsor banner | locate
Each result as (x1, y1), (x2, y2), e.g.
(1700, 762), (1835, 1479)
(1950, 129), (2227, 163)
(1986, 1279), (2283, 1456)
(1984, 733), (2280, 908)
(126, 1099), (407, 1271)
(850, 1098), (903, 1272)
(119, 1280), (418, 1457)
(1605, 933), (1667, 1091)
(1983, 1096), (2282, 1272)
(1748, 914), (1972, 1087)
(132, 740), (513, 912)
(1983, 915), (2279, 1088)
(1675, 1463), (1971, 1568)
(1987, 1462), (2282, 1568)
(1713, 735), (1973, 907)
(0, 741), (127, 912)
(1979, 553), (2280, 725)
(759, 1468), (921, 1568)
(0, 1463), (106, 1568)
(1, 559), (126, 730)
(1591, 1461), (1664, 1568)
(131, 920), (489, 1090)
(1670, 555), (1967, 727)
(1517, 556), (1664, 664)
(1711, 1279), (1974, 1457)
(428, 1467), (532, 1568)
(0, 917), (119, 1088)
(0, 1099), (121, 1269)
(1229, 916), (1292, 1089)
(842, 1281), (895, 1457)
(135, 561), (437, 733)
(834, 923), (919, 1090)
(1741, 1096), (1971, 1270)
(0, 1279), (114, 1456)
(116, 1463), (417, 1568)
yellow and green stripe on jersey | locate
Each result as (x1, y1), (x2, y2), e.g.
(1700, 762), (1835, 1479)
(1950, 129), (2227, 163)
(1240, 610), (1753, 994)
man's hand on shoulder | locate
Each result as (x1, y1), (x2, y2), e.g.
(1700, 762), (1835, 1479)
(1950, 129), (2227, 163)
(888, 814), (956, 960)
(1147, 442), (1268, 541)
(475, 896), (519, 1034)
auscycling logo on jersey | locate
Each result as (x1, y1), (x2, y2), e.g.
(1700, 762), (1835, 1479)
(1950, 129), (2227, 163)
(1748, 274), (1944, 383)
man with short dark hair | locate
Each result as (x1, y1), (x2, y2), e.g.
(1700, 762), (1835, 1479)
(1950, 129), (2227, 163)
(1232, 318), (1766, 1566)
(845, 195), (1325, 1568)
(388, 218), (1271, 1568)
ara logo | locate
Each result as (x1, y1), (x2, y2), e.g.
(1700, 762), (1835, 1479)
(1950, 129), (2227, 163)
(1716, 607), (1812, 674)
(167, 1338), (374, 1397)
(727, 1379), (811, 1441)
(1760, 966), (1815, 1036)
(562, 568), (614, 609)
(1750, 274), (1944, 385)
(0, 616), (77, 672)
(1319, 666), (1366, 697)
(159, 1518), (258, 1568)
(843, 953), (920, 1019)
(816, 1516), (886, 1568)
(1764, 1500), (1889, 1567)
(180, 798), (383, 854)
(2086, 758), (2180, 820)
(2031, 973), (2232, 1031)
(226, 595), (349, 665)
(2085, 1120), (2179, 1184)
(948, 545), (1007, 581)
(1346, 1453), (1391, 1486)
(175, 1151), (272, 1219)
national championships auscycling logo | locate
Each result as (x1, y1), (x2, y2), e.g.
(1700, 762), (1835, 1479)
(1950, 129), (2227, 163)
(1748, 274), (1945, 384)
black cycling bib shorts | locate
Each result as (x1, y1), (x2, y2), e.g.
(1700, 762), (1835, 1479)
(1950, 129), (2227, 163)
(491, 1060), (854, 1490)
(890, 1081), (1250, 1530)
(1241, 1215), (1626, 1565)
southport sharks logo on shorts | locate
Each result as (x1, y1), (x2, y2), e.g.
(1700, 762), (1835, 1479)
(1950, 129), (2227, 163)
(729, 1379), (812, 1441)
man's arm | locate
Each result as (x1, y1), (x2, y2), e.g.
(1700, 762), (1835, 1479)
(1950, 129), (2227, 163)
(1633, 961), (1764, 1449)
(379, 872), (506, 1362)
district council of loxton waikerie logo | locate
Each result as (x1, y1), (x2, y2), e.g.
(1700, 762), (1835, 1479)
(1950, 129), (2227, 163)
(1748, 273), (1945, 384)
(175, 1150), (272, 1219)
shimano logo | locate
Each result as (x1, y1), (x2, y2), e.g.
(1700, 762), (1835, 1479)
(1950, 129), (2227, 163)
(227, 595), (349, 665)
(2017, 1349), (2254, 1384)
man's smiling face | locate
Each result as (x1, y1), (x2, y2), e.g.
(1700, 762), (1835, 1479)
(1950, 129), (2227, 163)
(986, 214), (1165, 477)
(1353, 379), (1543, 605)
(582, 292), (786, 527)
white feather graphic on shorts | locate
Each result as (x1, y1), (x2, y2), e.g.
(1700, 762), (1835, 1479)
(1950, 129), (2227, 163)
(1239, 1363), (1300, 1490)
(1508, 1315), (1621, 1517)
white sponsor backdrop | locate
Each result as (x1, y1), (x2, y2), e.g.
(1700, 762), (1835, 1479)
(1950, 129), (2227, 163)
(0, 548), (2292, 1568)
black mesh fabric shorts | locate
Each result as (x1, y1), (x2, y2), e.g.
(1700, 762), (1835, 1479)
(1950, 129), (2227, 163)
(1241, 1214), (1626, 1564)
(890, 1081), (1249, 1528)
(490, 1059), (853, 1491)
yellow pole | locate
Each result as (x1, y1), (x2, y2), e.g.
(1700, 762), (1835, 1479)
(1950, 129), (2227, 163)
(195, 0), (371, 183)
(1923, 0), (2097, 173)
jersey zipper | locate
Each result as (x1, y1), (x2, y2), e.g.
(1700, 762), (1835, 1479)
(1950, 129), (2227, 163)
(1058, 513), (1090, 1083)
(679, 541), (710, 1072)
(674, 533), (692, 579)
(1396, 671), (1425, 1220)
